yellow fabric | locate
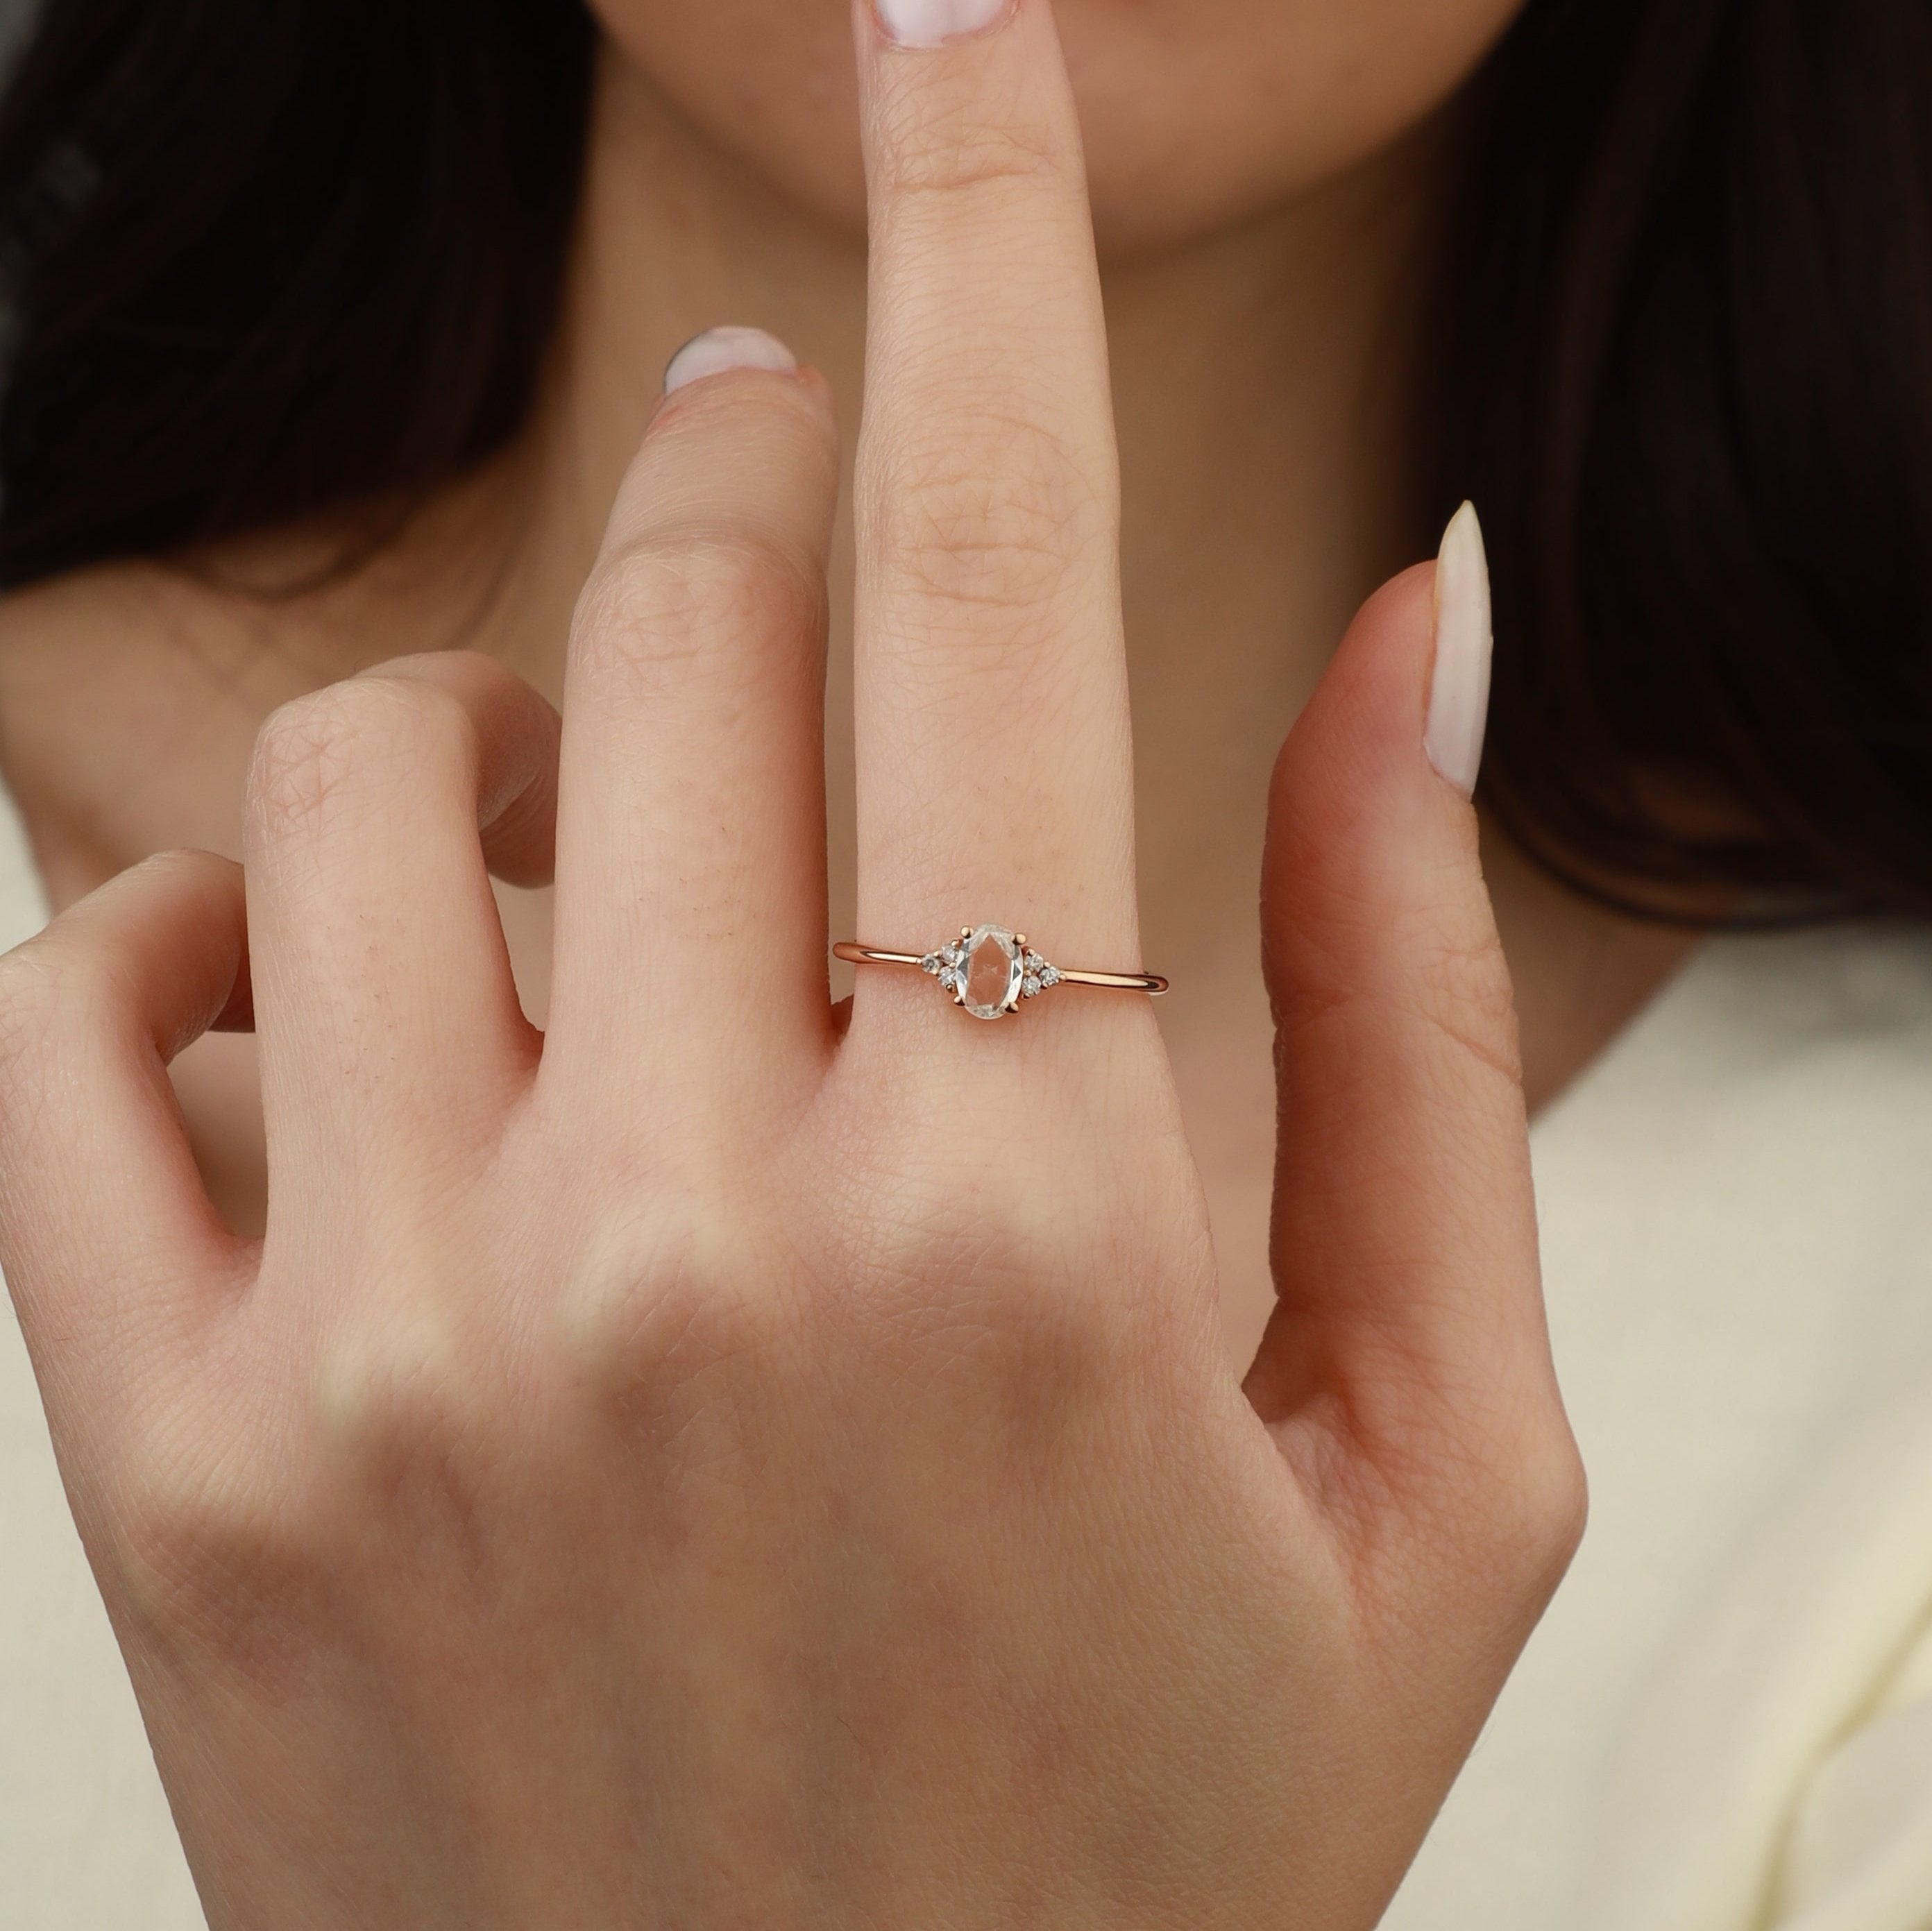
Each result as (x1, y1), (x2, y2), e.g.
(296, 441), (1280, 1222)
(1775, 1626), (1932, 1931)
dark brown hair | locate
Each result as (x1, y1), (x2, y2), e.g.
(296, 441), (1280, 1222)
(1426, 0), (1932, 918)
(0, 0), (1928, 921)
(0, 0), (595, 579)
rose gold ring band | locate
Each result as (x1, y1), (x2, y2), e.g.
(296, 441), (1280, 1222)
(835, 924), (1168, 1022)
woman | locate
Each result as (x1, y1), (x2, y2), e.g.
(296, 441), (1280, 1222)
(0, 0), (1927, 1923)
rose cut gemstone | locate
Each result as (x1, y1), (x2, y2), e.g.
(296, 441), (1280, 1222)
(959, 924), (1024, 1019)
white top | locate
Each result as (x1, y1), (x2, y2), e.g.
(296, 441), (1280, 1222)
(2, 791), (1931, 1930)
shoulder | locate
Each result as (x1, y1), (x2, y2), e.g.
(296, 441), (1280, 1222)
(0, 554), (274, 752)
(0, 523), (472, 907)
(0, 495), (536, 838)
(0, 560), (217, 763)
(0, 560), (279, 906)
(0, 541), (359, 715)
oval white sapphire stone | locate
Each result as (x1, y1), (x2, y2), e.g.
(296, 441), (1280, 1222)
(959, 924), (1024, 1019)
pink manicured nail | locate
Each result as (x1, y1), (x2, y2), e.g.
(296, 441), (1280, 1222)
(663, 326), (798, 394)
(1425, 502), (1493, 799)
(875, 0), (1015, 49)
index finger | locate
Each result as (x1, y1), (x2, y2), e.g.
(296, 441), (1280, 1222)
(850, 0), (1144, 1005)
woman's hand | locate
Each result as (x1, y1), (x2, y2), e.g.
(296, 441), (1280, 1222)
(0, 2), (1582, 1925)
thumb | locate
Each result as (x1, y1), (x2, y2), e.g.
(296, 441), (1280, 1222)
(1245, 507), (1581, 1571)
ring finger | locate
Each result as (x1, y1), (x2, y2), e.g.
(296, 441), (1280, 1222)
(850, 0), (1142, 1035)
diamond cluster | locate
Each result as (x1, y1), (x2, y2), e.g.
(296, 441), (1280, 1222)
(1021, 949), (1062, 998)
(920, 941), (966, 989)
(920, 925), (1061, 1020)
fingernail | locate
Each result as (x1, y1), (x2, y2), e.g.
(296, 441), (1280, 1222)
(1425, 502), (1493, 799)
(663, 326), (798, 394)
(875, 0), (1015, 49)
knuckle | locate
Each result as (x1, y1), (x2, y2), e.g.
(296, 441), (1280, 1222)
(124, 844), (228, 894)
(302, 1309), (519, 1579)
(869, 416), (1104, 615)
(652, 360), (830, 450)
(248, 678), (471, 842)
(1498, 1420), (1590, 1594)
(845, 1162), (1136, 1426)
(312, 1307), (491, 1486)
(0, 944), (67, 1071)
(1321, 1358), (1588, 1618)
(573, 530), (824, 699)
(0, 929), (130, 1091)
(1412, 918), (1522, 1089)
(878, 112), (1067, 203)
(0, 853), (235, 1114)
(108, 1429), (314, 1676)
(1430, 1400), (1588, 1608)
(553, 1210), (782, 1422)
(1273, 896), (1523, 1095)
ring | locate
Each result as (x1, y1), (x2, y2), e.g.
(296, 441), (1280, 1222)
(834, 924), (1169, 1021)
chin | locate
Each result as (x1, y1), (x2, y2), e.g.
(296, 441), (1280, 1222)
(595, 0), (1527, 257)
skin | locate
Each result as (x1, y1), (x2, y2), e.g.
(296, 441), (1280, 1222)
(0, 0), (1668, 1916)
(0, 0), (1697, 1363)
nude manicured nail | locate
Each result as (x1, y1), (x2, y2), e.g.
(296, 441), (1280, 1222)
(875, 0), (1015, 49)
(663, 326), (798, 394)
(1425, 502), (1494, 799)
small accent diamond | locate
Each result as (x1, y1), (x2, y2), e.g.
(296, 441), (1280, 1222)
(1019, 949), (1062, 992)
